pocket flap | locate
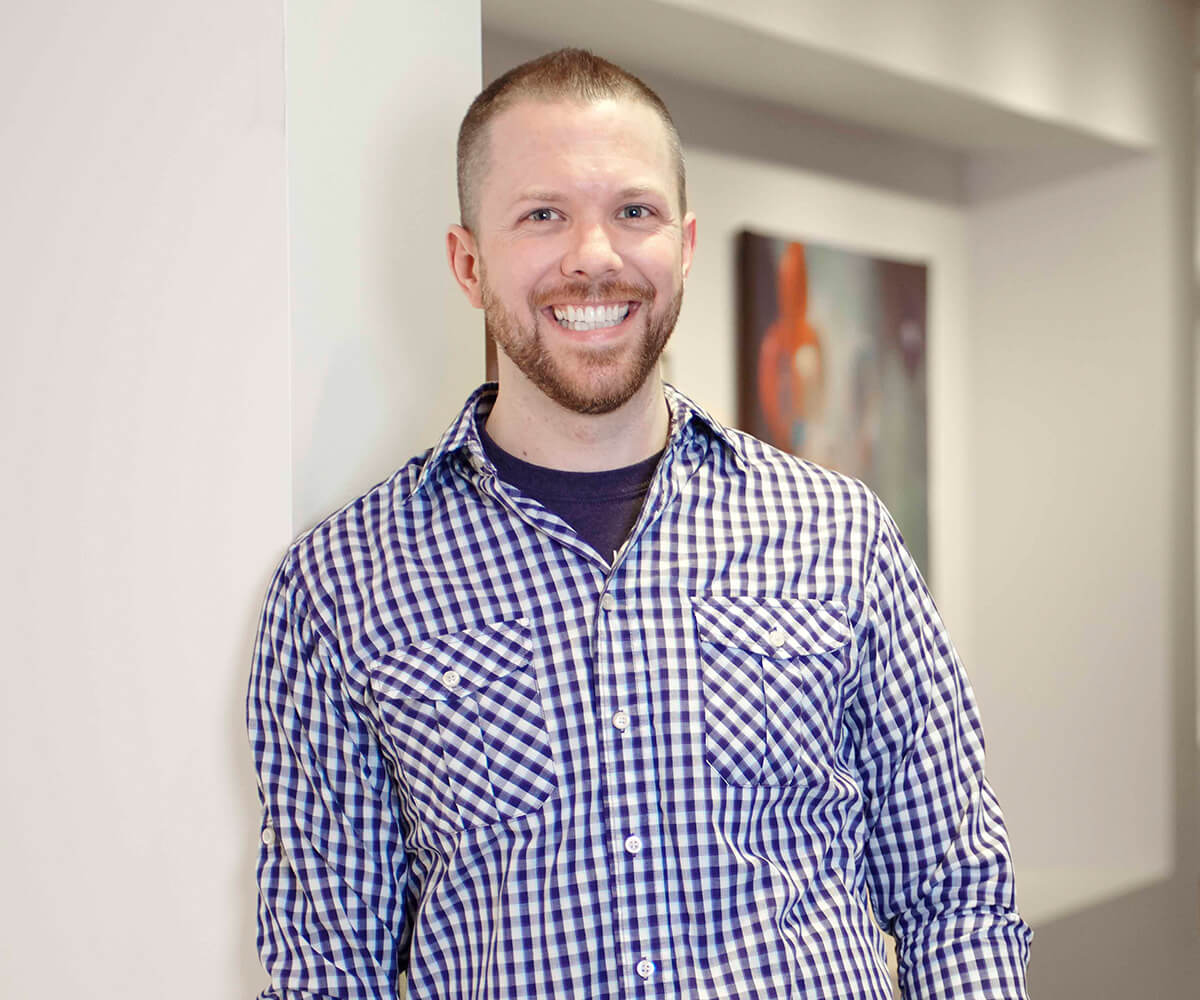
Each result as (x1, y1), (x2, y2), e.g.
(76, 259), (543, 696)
(370, 616), (532, 701)
(692, 596), (850, 658)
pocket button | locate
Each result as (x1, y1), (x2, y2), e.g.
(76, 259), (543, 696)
(441, 669), (462, 690)
(769, 628), (787, 649)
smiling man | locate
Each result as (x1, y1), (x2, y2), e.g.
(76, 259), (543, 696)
(449, 85), (694, 468)
(248, 49), (1031, 1000)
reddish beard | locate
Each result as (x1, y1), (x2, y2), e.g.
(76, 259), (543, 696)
(482, 277), (684, 416)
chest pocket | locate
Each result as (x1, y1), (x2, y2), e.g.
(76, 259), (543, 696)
(692, 596), (853, 787)
(368, 617), (557, 830)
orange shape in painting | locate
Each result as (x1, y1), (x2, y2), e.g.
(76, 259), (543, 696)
(756, 242), (825, 453)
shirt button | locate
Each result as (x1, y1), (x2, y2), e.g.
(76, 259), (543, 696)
(636, 958), (655, 980)
(442, 670), (461, 690)
(261, 826), (276, 847)
(624, 835), (643, 855)
(612, 710), (629, 731)
(769, 628), (787, 649)
(600, 593), (616, 612)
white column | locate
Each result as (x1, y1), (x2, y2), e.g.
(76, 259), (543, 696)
(1, 1), (290, 996)
(288, 1), (484, 533)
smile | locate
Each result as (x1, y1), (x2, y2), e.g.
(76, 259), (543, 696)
(551, 302), (632, 332)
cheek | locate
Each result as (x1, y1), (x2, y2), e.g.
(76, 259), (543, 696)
(646, 253), (686, 290)
(641, 234), (687, 276)
(484, 269), (535, 309)
(505, 254), (561, 302)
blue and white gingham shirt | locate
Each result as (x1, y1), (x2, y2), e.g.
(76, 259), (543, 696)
(248, 383), (1031, 1000)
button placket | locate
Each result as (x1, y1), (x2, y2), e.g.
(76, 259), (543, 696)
(594, 575), (667, 991)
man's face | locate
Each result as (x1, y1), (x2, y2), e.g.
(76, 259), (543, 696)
(449, 97), (696, 416)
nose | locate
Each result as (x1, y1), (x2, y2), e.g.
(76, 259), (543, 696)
(561, 221), (622, 278)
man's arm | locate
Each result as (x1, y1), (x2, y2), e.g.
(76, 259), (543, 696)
(247, 556), (411, 999)
(855, 503), (1032, 999)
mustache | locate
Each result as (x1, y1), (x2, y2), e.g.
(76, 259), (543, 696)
(531, 279), (655, 308)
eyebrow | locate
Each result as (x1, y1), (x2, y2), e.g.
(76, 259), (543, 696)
(510, 186), (670, 206)
(615, 186), (667, 202)
(512, 190), (564, 205)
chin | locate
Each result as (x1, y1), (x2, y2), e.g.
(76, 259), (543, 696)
(537, 357), (661, 416)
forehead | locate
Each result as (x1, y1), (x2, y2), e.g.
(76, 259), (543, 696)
(479, 97), (675, 208)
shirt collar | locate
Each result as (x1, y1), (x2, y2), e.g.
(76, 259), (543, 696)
(661, 382), (749, 471)
(408, 381), (747, 499)
(407, 382), (497, 498)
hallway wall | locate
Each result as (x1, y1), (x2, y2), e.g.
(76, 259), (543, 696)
(0, 2), (291, 995)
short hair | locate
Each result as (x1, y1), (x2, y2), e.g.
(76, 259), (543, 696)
(456, 48), (686, 232)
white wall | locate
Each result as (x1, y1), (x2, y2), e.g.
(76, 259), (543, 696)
(663, 0), (1161, 148)
(967, 154), (1182, 915)
(964, 0), (1195, 925)
(289, 1), (484, 533)
(0, 1), (483, 997)
(0, 1), (290, 996)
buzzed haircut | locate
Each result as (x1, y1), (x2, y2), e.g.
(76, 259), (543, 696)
(456, 48), (686, 232)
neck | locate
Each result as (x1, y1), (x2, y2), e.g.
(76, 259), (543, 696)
(484, 374), (669, 472)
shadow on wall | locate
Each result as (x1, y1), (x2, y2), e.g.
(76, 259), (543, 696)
(233, 569), (277, 996)
(1027, 877), (1200, 998)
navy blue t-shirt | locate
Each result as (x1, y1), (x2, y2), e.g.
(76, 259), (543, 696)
(480, 424), (662, 563)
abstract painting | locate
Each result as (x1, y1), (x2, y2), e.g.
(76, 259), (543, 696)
(738, 230), (930, 574)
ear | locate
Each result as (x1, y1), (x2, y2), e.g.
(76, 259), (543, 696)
(680, 212), (697, 281)
(447, 224), (484, 308)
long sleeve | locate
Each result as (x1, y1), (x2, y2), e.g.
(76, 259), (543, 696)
(247, 557), (411, 999)
(856, 504), (1032, 999)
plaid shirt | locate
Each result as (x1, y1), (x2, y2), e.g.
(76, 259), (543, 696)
(248, 383), (1031, 1000)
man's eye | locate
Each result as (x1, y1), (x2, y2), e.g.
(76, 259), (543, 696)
(619, 205), (653, 220)
(526, 208), (560, 222)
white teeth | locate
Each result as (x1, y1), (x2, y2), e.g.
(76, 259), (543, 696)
(551, 303), (632, 331)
